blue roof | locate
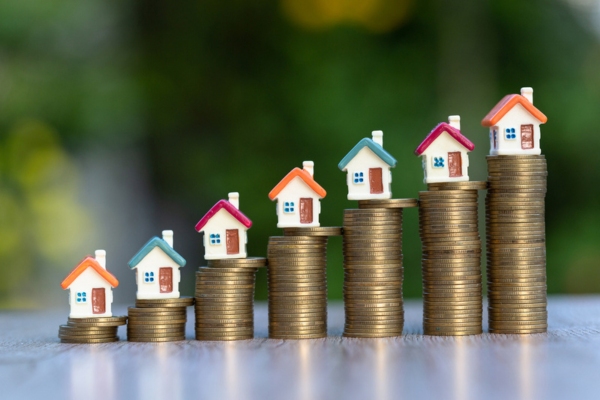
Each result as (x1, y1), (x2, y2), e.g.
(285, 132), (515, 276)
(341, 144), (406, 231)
(338, 138), (397, 170)
(128, 237), (187, 269)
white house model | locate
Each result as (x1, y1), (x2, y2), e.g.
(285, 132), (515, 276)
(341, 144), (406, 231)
(61, 250), (118, 318)
(338, 130), (397, 200)
(482, 87), (548, 155)
(128, 230), (186, 300)
(195, 192), (253, 260)
(414, 116), (475, 184)
(268, 161), (327, 228)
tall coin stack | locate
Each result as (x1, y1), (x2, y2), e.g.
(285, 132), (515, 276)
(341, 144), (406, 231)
(127, 297), (194, 342)
(419, 181), (487, 336)
(486, 155), (547, 334)
(267, 227), (341, 339)
(195, 257), (266, 341)
(343, 199), (417, 338)
(58, 316), (127, 343)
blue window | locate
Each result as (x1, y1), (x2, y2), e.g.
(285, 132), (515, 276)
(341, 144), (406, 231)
(505, 128), (517, 140)
(433, 157), (445, 168)
(353, 172), (364, 184)
(284, 201), (295, 213)
(76, 292), (87, 303)
(144, 271), (155, 283)
(209, 233), (221, 245)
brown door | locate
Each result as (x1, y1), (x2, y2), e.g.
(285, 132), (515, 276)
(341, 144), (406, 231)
(226, 229), (240, 255)
(493, 128), (498, 149)
(159, 267), (173, 293)
(92, 288), (105, 314)
(299, 198), (313, 224)
(521, 124), (534, 149)
(448, 152), (462, 177)
(369, 168), (383, 194)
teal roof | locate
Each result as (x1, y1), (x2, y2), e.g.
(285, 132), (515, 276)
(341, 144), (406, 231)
(338, 138), (397, 171)
(128, 237), (187, 269)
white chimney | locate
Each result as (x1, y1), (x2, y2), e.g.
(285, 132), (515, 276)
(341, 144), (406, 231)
(372, 130), (383, 146)
(521, 87), (533, 104)
(95, 250), (106, 269)
(303, 161), (314, 177)
(228, 192), (240, 209)
(448, 115), (461, 130)
(162, 230), (174, 248)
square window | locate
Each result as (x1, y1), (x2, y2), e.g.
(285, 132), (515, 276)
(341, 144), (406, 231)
(76, 292), (87, 303)
(284, 201), (295, 213)
(505, 128), (516, 140)
(209, 233), (221, 245)
(432, 157), (445, 168)
(144, 271), (155, 283)
(353, 171), (365, 184)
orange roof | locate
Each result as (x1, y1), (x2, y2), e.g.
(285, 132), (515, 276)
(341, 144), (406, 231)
(61, 256), (119, 289)
(481, 94), (547, 127)
(268, 167), (327, 200)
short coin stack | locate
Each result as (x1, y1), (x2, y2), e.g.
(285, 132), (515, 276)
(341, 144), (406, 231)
(343, 199), (417, 338)
(195, 258), (265, 341)
(59, 316), (127, 343)
(486, 155), (547, 334)
(267, 227), (341, 339)
(127, 298), (193, 342)
(419, 182), (486, 336)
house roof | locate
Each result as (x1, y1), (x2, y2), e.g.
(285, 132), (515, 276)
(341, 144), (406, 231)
(195, 199), (253, 232)
(338, 138), (397, 171)
(268, 167), (327, 200)
(481, 94), (547, 127)
(128, 237), (187, 269)
(414, 122), (475, 156)
(61, 256), (119, 290)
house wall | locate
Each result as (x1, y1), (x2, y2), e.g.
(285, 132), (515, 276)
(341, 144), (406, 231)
(489, 103), (542, 155)
(68, 268), (113, 318)
(275, 176), (322, 228)
(200, 208), (248, 260)
(421, 131), (470, 183)
(343, 147), (393, 200)
(135, 247), (181, 299)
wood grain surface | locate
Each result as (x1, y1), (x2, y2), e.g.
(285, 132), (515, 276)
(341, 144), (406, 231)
(2, 296), (600, 400)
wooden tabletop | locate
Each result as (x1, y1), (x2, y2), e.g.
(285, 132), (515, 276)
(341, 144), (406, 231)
(2, 296), (600, 400)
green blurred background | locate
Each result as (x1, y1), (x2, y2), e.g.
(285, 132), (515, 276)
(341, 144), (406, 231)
(1, 0), (600, 308)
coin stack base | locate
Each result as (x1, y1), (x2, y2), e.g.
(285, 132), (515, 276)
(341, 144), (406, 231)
(343, 202), (413, 338)
(127, 297), (193, 342)
(59, 316), (127, 343)
(268, 228), (338, 340)
(420, 186), (484, 336)
(195, 257), (265, 341)
(486, 155), (548, 334)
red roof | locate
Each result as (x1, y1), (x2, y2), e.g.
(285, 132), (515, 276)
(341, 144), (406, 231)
(482, 94), (547, 126)
(195, 199), (253, 231)
(268, 167), (327, 200)
(414, 122), (475, 156)
(61, 256), (119, 290)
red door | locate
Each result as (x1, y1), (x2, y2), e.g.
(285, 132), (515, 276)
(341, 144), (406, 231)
(448, 152), (462, 177)
(226, 229), (240, 255)
(369, 168), (383, 194)
(521, 125), (534, 149)
(299, 198), (313, 224)
(159, 267), (173, 293)
(92, 288), (105, 314)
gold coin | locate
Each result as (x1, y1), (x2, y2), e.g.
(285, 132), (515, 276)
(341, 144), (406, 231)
(357, 198), (418, 209)
(135, 297), (195, 307)
(61, 337), (119, 344)
(128, 337), (185, 342)
(282, 227), (343, 236)
(206, 257), (267, 267)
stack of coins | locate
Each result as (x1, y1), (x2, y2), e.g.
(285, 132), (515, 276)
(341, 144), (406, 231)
(419, 183), (486, 336)
(343, 199), (417, 338)
(195, 257), (265, 341)
(267, 227), (341, 339)
(58, 316), (127, 343)
(486, 155), (547, 334)
(127, 298), (193, 342)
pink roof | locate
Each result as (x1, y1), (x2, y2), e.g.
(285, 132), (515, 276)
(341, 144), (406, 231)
(414, 122), (475, 156)
(195, 199), (252, 232)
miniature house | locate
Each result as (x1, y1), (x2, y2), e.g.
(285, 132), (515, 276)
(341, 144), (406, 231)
(268, 161), (327, 228)
(128, 230), (186, 299)
(482, 87), (548, 155)
(61, 250), (118, 318)
(195, 192), (252, 260)
(338, 130), (397, 200)
(415, 116), (475, 184)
